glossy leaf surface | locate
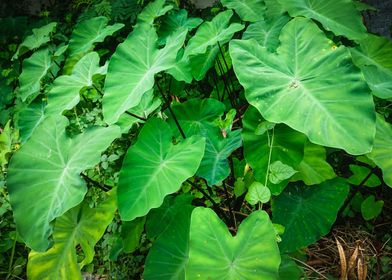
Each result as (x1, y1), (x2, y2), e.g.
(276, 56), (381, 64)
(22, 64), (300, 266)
(231, 18), (375, 155)
(272, 179), (349, 253)
(103, 24), (187, 124)
(367, 114), (392, 187)
(186, 208), (280, 279)
(68, 17), (124, 56)
(277, 0), (366, 40)
(221, 0), (266, 22)
(27, 191), (116, 280)
(118, 118), (205, 221)
(7, 116), (120, 251)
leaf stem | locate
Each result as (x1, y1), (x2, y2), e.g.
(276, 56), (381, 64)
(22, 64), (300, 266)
(156, 82), (186, 139)
(264, 128), (275, 188)
(81, 173), (111, 192)
(222, 181), (236, 228)
(6, 237), (16, 280)
(125, 111), (147, 121)
(217, 42), (235, 96)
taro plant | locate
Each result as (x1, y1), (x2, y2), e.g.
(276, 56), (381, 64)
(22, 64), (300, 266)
(1, 0), (392, 279)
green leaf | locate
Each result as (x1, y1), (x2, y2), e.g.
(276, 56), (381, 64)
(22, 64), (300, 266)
(103, 24), (187, 124)
(350, 34), (392, 99)
(184, 10), (244, 57)
(198, 130), (242, 186)
(291, 141), (336, 185)
(17, 101), (45, 144)
(27, 190), (116, 280)
(18, 48), (52, 102)
(7, 116), (120, 251)
(245, 181), (271, 205)
(189, 45), (220, 81)
(137, 0), (173, 25)
(269, 161), (297, 184)
(0, 121), (12, 170)
(277, 0), (366, 40)
(230, 18), (375, 155)
(242, 106), (306, 195)
(361, 195), (383, 221)
(242, 14), (290, 52)
(221, 0), (266, 22)
(367, 114), (392, 187)
(159, 9), (202, 45)
(13, 22), (57, 60)
(121, 217), (146, 253)
(185, 208), (280, 279)
(68, 17), (124, 57)
(144, 195), (194, 280)
(118, 118), (205, 221)
(46, 52), (106, 116)
(272, 179), (349, 253)
(347, 165), (380, 187)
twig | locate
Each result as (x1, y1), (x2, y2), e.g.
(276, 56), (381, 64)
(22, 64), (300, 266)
(125, 111), (147, 121)
(81, 173), (111, 192)
(290, 256), (329, 279)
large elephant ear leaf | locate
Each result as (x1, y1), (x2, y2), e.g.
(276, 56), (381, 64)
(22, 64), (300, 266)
(69, 17), (124, 57)
(144, 195), (194, 280)
(18, 48), (52, 102)
(367, 114), (392, 187)
(27, 190), (117, 280)
(277, 0), (366, 40)
(185, 208), (280, 280)
(118, 118), (205, 221)
(350, 34), (392, 99)
(272, 179), (349, 253)
(17, 101), (45, 144)
(221, 0), (266, 22)
(7, 116), (120, 251)
(12, 22), (57, 60)
(46, 52), (106, 117)
(184, 10), (244, 57)
(230, 18), (375, 155)
(242, 106), (306, 195)
(137, 0), (173, 25)
(103, 24), (187, 124)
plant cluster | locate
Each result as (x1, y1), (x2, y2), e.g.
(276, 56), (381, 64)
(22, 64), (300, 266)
(1, 0), (392, 279)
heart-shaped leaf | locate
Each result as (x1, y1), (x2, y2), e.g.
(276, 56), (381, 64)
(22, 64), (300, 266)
(231, 18), (375, 155)
(68, 17), (124, 57)
(367, 114), (392, 187)
(118, 118), (205, 221)
(18, 48), (52, 102)
(7, 116), (120, 251)
(277, 0), (366, 40)
(185, 207), (280, 279)
(13, 22), (57, 60)
(291, 142), (336, 185)
(350, 34), (392, 99)
(245, 181), (271, 205)
(46, 52), (106, 117)
(221, 0), (266, 22)
(272, 179), (349, 253)
(27, 190), (116, 280)
(269, 161), (297, 185)
(361, 195), (384, 221)
(103, 24), (187, 124)
(144, 195), (194, 280)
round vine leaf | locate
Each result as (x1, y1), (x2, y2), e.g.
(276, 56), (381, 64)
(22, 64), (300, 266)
(118, 118), (205, 221)
(269, 161), (297, 185)
(103, 24), (187, 124)
(245, 181), (271, 205)
(27, 190), (116, 280)
(361, 195), (384, 221)
(277, 0), (366, 40)
(230, 17), (375, 155)
(221, 0), (266, 22)
(18, 48), (52, 102)
(186, 208), (280, 279)
(7, 116), (120, 251)
(68, 17), (124, 57)
(272, 179), (349, 253)
(13, 22), (57, 60)
(367, 114), (392, 187)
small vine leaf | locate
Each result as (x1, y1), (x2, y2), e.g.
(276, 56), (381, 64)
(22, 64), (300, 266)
(245, 181), (271, 205)
(269, 161), (297, 184)
(360, 195), (384, 221)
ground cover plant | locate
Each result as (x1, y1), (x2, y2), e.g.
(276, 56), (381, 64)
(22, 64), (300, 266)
(0, 0), (391, 279)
